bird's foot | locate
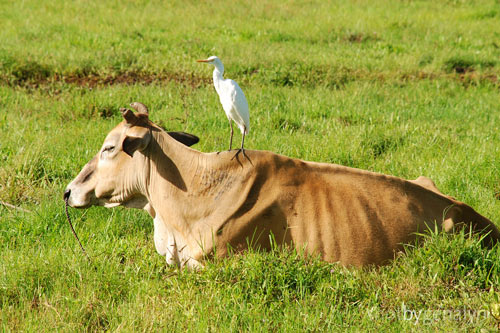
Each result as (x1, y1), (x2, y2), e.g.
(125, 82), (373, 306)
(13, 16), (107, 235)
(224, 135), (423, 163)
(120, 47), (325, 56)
(231, 148), (247, 161)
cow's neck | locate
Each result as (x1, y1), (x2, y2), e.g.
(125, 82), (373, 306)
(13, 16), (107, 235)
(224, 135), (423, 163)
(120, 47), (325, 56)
(145, 129), (251, 262)
(146, 130), (199, 197)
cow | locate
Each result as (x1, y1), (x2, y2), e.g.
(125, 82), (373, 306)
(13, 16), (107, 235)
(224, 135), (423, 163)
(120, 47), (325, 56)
(64, 104), (500, 269)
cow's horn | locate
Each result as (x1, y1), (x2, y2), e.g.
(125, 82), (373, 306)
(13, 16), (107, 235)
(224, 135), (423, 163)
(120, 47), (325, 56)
(120, 108), (137, 124)
(130, 102), (149, 115)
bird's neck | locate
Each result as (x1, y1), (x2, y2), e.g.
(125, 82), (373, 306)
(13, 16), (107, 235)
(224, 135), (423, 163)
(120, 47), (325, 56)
(212, 68), (224, 91)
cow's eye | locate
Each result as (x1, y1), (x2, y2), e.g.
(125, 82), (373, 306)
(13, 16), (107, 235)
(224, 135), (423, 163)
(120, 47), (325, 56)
(103, 145), (115, 153)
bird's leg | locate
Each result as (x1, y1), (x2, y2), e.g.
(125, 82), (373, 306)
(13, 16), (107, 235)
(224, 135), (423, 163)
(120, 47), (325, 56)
(241, 129), (246, 151)
(228, 120), (234, 151)
(231, 126), (248, 160)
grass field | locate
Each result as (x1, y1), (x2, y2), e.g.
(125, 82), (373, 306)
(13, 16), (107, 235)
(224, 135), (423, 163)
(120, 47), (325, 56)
(1, 0), (500, 331)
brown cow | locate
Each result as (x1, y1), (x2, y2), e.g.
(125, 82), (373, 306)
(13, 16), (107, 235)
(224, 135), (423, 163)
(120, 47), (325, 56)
(64, 104), (500, 269)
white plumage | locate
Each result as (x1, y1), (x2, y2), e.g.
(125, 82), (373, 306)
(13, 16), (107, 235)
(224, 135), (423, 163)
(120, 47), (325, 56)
(197, 56), (250, 158)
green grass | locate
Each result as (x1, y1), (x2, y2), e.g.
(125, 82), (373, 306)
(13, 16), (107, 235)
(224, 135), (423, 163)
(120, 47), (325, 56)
(1, 0), (500, 331)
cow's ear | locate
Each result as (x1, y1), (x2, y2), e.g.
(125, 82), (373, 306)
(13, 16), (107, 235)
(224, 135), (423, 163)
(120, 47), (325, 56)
(122, 130), (151, 157)
(123, 137), (142, 157)
(167, 132), (200, 147)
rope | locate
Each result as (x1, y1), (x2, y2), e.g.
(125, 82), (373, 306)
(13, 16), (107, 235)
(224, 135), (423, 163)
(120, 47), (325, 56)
(64, 197), (91, 262)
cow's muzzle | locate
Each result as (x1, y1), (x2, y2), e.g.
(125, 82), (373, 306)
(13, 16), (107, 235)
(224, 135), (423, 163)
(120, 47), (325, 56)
(63, 189), (71, 201)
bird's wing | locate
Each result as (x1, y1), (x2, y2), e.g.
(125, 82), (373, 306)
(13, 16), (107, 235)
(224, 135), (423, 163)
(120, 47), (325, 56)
(226, 79), (250, 132)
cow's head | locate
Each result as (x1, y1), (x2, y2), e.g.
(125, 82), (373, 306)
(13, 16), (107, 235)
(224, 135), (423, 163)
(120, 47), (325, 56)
(64, 102), (199, 209)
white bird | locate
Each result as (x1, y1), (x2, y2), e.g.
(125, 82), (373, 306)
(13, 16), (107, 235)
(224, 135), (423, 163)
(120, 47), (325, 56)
(197, 56), (250, 159)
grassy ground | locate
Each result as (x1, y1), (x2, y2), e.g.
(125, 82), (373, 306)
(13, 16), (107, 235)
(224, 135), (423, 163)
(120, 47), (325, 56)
(1, 0), (500, 331)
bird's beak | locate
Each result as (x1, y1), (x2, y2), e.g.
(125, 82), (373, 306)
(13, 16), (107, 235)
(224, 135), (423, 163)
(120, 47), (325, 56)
(196, 59), (209, 63)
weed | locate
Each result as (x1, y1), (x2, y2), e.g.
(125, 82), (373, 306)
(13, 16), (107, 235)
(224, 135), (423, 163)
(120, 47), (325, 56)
(443, 56), (496, 73)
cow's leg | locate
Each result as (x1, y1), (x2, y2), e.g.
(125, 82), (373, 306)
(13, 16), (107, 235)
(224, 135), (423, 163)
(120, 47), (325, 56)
(444, 204), (500, 247)
(152, 216), (180, 266)
(180, 255), (202, 270)
(410, 177), (499, 244)
(152, 216), (168, 256)
(144, 203), (180, 266)
(164, 229), (179, 266)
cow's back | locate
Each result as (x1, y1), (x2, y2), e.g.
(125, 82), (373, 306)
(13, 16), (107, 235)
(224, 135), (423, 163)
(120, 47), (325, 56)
(206, 150), (499, 267)
(267, 157), (500, 266)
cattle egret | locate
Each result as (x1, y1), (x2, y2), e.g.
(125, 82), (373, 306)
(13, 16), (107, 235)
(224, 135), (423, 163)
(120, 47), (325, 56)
(197, 56), (250, 159)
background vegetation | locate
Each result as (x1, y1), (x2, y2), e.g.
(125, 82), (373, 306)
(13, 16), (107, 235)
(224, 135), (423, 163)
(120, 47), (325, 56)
(1, 0), (500, 330)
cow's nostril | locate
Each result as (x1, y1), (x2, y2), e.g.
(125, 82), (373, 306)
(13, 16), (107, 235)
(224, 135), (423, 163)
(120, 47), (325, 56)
(63, 189), (71, 201)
